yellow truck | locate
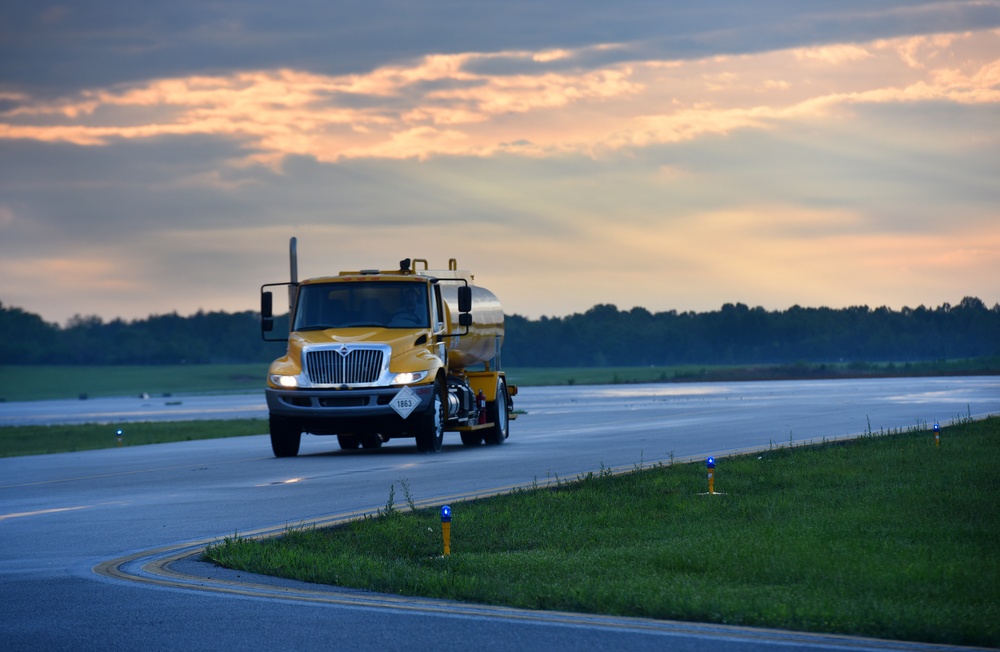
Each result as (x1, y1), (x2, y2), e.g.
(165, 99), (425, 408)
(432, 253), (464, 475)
(260, 238), (516, 457)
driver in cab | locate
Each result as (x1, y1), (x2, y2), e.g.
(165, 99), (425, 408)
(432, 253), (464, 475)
(390, 288), (425, 327)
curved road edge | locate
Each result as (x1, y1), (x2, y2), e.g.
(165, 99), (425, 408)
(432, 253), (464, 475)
(92, 444), (993, 652)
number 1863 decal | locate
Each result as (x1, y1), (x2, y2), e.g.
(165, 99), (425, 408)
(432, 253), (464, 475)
(390, 385), (419, 419)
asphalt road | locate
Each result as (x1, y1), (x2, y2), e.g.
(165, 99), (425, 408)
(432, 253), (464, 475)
(2, 376), (998, 651)
(0, 392), (268, 426)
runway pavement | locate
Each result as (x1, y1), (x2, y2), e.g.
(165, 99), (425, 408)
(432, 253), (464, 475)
(2, 376), (998, 651)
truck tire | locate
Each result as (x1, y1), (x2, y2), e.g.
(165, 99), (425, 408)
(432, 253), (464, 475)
(415, 381), (444, 453)
(483, 378), (509, 446)
(337, 435), (360, 450)
(361, 434), (384, 449)
(269, 415), (302, 457)
(460, 432), (483, 446)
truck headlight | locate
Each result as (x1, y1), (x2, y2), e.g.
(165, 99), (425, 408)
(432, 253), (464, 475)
(391, 371), (428, 385)
(270, 374), (299, 388)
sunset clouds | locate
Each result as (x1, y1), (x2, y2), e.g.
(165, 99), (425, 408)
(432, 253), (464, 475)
(0, 2), (998, 324)
(5, 30), (998, 162)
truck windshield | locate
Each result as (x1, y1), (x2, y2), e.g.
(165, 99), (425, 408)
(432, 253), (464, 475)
(293, 282), (429, 331)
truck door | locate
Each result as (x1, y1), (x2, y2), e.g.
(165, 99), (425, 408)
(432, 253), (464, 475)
(432, 284), (447, 361)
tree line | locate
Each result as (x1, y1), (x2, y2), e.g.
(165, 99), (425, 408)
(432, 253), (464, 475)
(0, 304), (286, 365)
(502, 298), (999, 367)
(1, 298), (997, 367)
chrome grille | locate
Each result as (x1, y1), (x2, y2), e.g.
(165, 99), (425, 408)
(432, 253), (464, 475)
(304, 348), (385, 385)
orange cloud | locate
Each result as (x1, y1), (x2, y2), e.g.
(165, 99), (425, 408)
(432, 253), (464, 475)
(1, 30), (998, 163)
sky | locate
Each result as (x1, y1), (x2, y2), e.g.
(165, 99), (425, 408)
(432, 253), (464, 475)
(1, 1), (999, 326)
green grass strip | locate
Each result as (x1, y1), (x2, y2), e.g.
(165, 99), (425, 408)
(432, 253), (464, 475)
(0, 364), (267, 402)
(205, 418), (1000, 647)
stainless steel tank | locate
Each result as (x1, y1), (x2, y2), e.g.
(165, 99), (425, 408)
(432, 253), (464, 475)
(439, 282), (504, 369)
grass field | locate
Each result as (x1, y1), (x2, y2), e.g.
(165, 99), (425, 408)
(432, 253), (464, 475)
(0, 363), (267, 402)
(204, 417), (1000, 648)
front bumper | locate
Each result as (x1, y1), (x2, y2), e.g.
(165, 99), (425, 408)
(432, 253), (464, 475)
(266, 384), (436, 433)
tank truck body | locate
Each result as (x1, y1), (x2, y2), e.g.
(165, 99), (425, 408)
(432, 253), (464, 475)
(260, 238), (516, 457)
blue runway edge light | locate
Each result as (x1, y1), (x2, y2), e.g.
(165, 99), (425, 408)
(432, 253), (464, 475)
(706, 456), (715, 468)
(441, 505), (452, 522)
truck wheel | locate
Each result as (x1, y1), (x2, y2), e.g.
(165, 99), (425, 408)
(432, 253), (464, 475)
(338, 435), (360, 450)
(415, 382), (444, 453)
(483, 379), (509, 446)
(460, 432), (483, 446)
(269, 415), (302, 457)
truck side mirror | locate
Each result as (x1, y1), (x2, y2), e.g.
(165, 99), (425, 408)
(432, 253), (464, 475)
(261, 291), (274, 332)
(458, 285), (472, 313)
